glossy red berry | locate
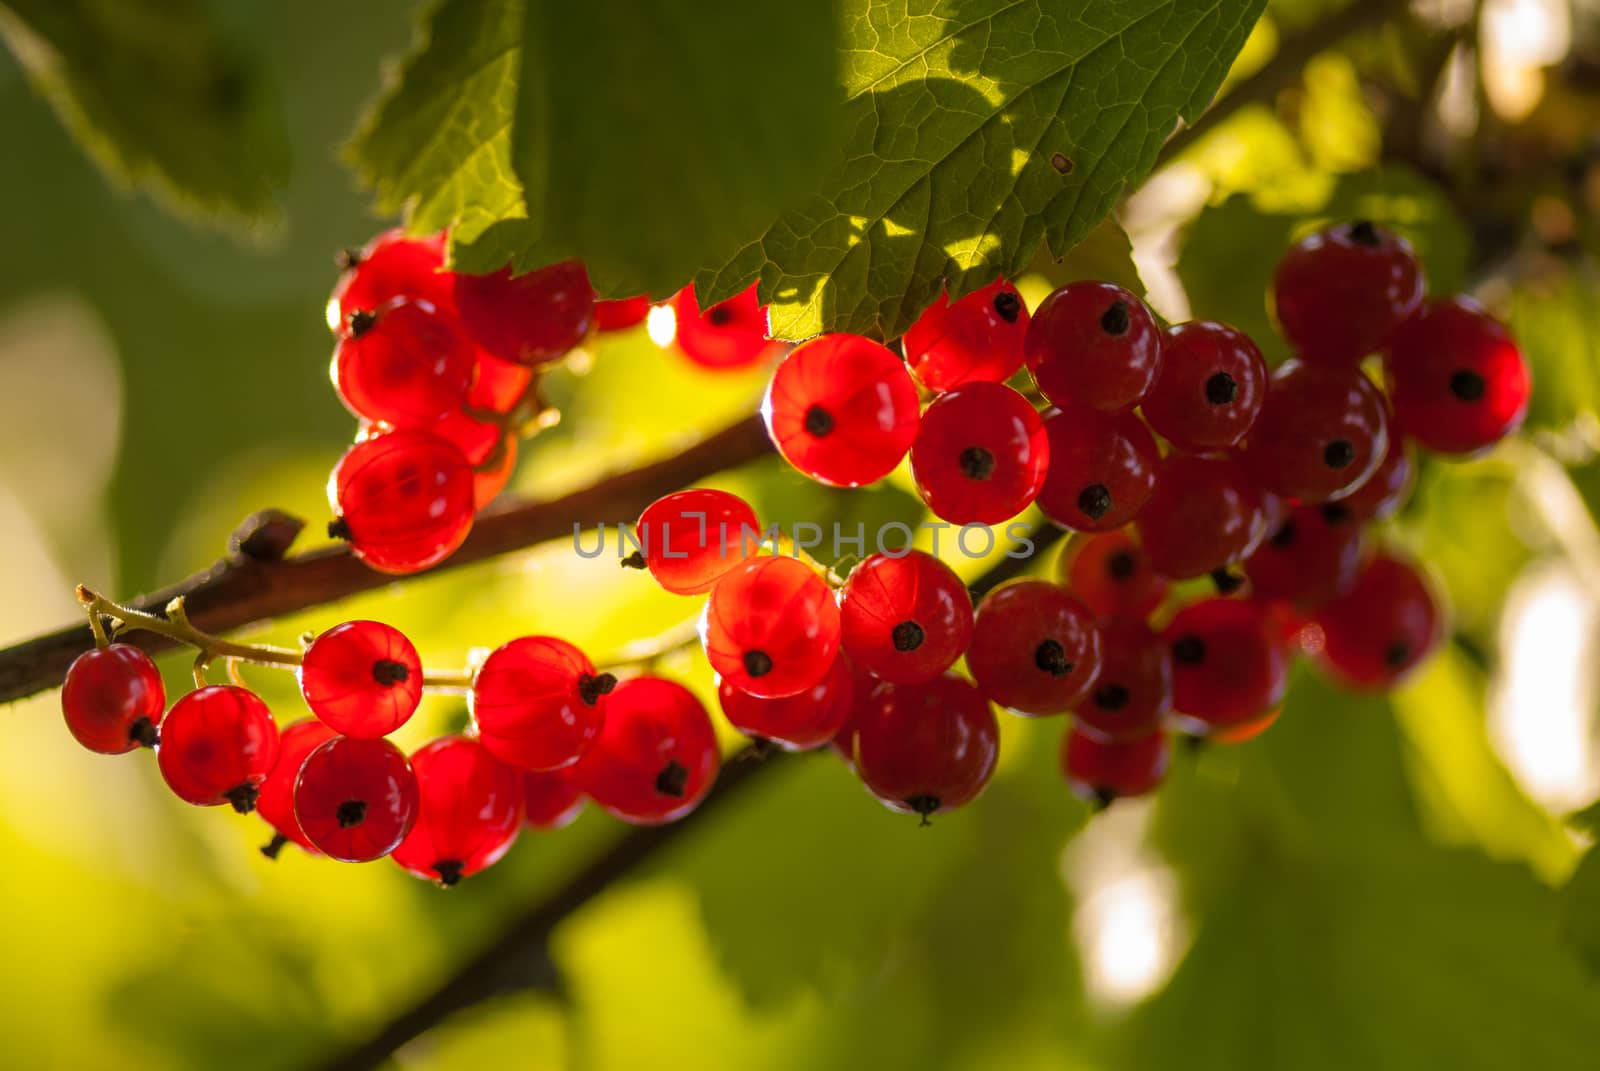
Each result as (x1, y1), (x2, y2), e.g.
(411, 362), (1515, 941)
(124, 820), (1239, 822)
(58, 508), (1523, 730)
(298, 620), (423, 738)
(1141, 320), (1267, 450)
(157, 685), (280, 812)
(329, 230), (452, 331)
(61, 643), (164, 754)
(593, 296), (652, 332)
(257, 718), (338, 858)
(1335, 436), (1415, 522)
(702, 556), (841, 698)
(1243, 505), (1364, 610)
(293, 736), (419, 863)
(718, 651), (855, 751)
(1061, 726), (1168, 805)
(1026, 281), (1161, 412)
(472, 636), (614, 771)
(521, 768), (585, 830)
(1241, 360), (1389, 503)
(839, 551), (974, 684)
(672, 283), (775, 370)
(392, 735), (524, 885)
(632, 488), (760, 595)
(763, 334), (920, 487)
(573, 676), (721, 825)
(1072, 619), (1172, 742)
(1035, 406), (1160, 532)
(853, 674), (1000, 821)
(1385, 296), (1530, 455)
(1136, 455), (1270, 580)
(329, 428), (476, 574)
(1059, 530), (1169, 621)
(1306, 552), (1443, 691)
(903, 278), (1029, 391)
(966, 580), (1102, 716)
(332, 298), (476, 427)
(910, 382), (1049, 525)
(470, 351), (537, 413)
(1164, 598), (1289, 732)
(1272, 220), (1425, 365)
(453, 260), (594, 366)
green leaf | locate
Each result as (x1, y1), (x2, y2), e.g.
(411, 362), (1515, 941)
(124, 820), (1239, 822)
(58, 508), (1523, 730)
(1024, 215), (1146, 297)
(697, 0), (1266, 341)
(0, 0), (288, 224)
(1509, 271), (1600, 435)
(347, 0), (843, 298)
(1562, 846), (1600, 976)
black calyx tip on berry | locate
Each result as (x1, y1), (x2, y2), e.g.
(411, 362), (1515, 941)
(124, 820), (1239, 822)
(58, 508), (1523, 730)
(1095, 683), (1130, 711)
(1321, 503), (1353, 526)
(1078, 483), (1114, 521)
(1205, 371), (1238, 406)
(959, 445), (996, 481)
(1182, 733), (1207, 754)
(335, 247), (363, 272)
(577, 672), (617, 705)
(742, 649), (774, 678)
(992, 290), (1023, 323)
(1034, 639), (1073, 678)
(1323, 439), (1356, 469)
(1348, 219), (1381, 246)
(1450, 369), (1487, 402)
(1384, 640), (1412, 668)
(706, 302), (736, 327)
(655, 759), (690, 798)
(1172, 635), (1207, 665)
(433, 860), (465, 887)
(1106, 550), (1137, 581)
(346, 309), (379, 338)
(803, 404), (835, 437)
(1211, 569), (1244, 595)
(127, 716), (159, 749)
(336, 799), (368, 828)
(223, 783), (259, 815)
(327, 517), (353, 541)
(892, 620), (926, 652)
(620, 550), (646, 570)
(1100, 300), (1131, 337)
(906, 795), (941, 826)
(372, 659), (410, 686)
(260, 832), (290, 860)
(1269, 520), (1297, 548)
(1089, 787), (1117, 812)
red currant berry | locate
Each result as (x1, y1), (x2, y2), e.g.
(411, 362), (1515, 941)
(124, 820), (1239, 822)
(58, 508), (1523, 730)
(293, 736), (419, 863)
(632, 488), (760, 595)
(966, 579), (1101, 716)
(157, 685), (280, 812)
(853, 674), (1000, 821)
(719, 651), (854, 751)
(1136, 455), (1270, 580)
(672, 284), (775, 370)
(903, 278), (1029, 391)
(702, 556), (841, 698)
(1163, 598), (1289, 732)
(329, 428), (476, 574)
(1335, 436), (1415, 522)
(763, 334), (920, 487)
(1073, 618), (1172, 742)
(61, 643), (164, 754)
(573, 676), (721, 825)
(1061, 726), (1167, 805)
(472, 636), (615, 771)
(299, 620), (423, 739)
(839, 551), (974, 685)
(453, 260), (594, 366)
(1141, 320), (1267, 450)
(1059, 530), (1169, 621)
(470, 351), (537, 413)
(392, 735), (524, 885)
(257, 718), (337, 858)
(1243, 505), (1364, 610)
(1026, 281), (1162, 412)
(332, 298), (476, 427)
(1241, 360), (1390, 503)
(1306, 552), (1443, 691)
(522, 768), (585, 830)
(1272, 220), (1425, 365)
(1035, 406), (1160, 532)
(329, 230), (452, 331)
(910, 382), (1049, 525)
(593, 296), (652, 332)
(1385, 296), (1530, 455)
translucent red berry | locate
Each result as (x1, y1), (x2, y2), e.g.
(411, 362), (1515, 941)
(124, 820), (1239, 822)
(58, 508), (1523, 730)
(1061, 726), (1168, 805)
(332, 298), (476, 427)
(298, 620), (423, 738)
(573, 676), (721, 825)
(1072, 618), (1172, 742)
(157, 685), (280, 812)
(1026, 281), (1161, 412)
(903, 278), (1029, 391)
(1306, 552), (1443, 692)
(1059, 530), (1169, 621)
(1136, 455), (1270, 580)
(763, 334), (920, 487)
(293, 736), (419, 863)
(61, 643), (164, 754)
(1243, 505), (1364, 610)
(329, 230), (452, 331)
(966, 580), (1102, 716)
(1140, 320), (1267, 450)
(672, 283), (775, 370)
(632, 488), (760, 595)
(702, 556), (841, 698)
(1385, 296), (1530, 455)
(472, 636), (614, 771)
(1164, 598), (1289, 732)
(453, 260), (594, 366)
(1241, 360), (1390, 503)
(1335, 436), (1415, 522)
(593, 296), (652, 332)
(392, 735), (524, 886)
(718, 651), (855, 751)
(839, 551), (973, 685)
(1272, 220), (1425, 365)
(522, 769), (585, 831)
(257, 718), (337, 858)
(329, 428), (476, 574)
(853, 674), (1000, 821)
(910, 382), (1049, 525)
(1035, 406), (1160, 532)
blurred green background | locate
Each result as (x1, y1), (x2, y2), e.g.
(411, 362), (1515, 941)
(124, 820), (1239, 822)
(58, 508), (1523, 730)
(3, 1), (1600, 1069)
